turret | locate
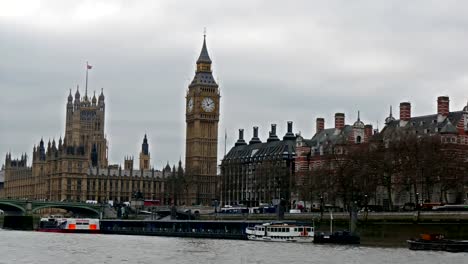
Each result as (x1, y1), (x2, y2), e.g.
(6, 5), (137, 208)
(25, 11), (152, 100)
(68, 89), (73, 104)
(124, 156), (134, 170)
(139, 134), (150, 170)
(99, 88), (105, 104)
(92, 91), (97, 105)
(142, 134), (149, 155)
(74, 86), (80, 102)
(353, 111), (365, 129)
(385, 106), (396, 124)
(74, 85), (81, 109)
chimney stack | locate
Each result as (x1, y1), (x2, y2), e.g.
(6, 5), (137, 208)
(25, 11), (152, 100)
(235, 129), (247, 146)
(399, 102), (411, 121)
(316, 118), (324, 134)
(437, 96), (449, 119)
(334, 113), (345, 130)
(283, 121), (296, 140)
(249, 126), (262, 144)
(267, 124), (280, 142)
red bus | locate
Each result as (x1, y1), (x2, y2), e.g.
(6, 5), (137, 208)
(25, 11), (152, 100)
(143, 200), (161, 207)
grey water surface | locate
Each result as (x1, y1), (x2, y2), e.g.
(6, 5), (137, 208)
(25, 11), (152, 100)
(0, 229), (465, 264)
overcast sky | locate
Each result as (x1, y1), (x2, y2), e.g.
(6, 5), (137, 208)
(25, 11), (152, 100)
(1, 0), (468, 169)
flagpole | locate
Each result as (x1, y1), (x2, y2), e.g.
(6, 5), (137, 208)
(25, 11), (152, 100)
(224, 129), (227, 157)
(85, 62), (89, 97)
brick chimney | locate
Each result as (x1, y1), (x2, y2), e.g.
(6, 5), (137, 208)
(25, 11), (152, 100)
(364, 124), (373, 140)
(399, 102), (411, 121)
(437, 96), (449, 122)
(316, 118), (324, 134)
(334, 113), (345, 130)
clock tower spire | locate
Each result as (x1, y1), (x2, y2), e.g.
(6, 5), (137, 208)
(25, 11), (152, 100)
(184, 33), (220, 205)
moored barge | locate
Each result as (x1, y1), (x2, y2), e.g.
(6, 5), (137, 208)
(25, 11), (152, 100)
(37, 217), (100, 233)
(407, 234), (468, 252)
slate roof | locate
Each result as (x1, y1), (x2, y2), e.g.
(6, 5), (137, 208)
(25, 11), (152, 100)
(190, 36), (218, 87)
(380, 111), (464, 137)
(197, 36), (212, 64)
(190, 72), (218, 87)
(222, 138), (296, 163)
(309, 125), (353, 147)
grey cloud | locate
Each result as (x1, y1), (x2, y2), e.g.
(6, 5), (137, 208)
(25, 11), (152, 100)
(2, 0), (468, 169)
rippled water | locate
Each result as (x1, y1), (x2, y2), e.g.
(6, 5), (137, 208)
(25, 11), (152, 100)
(0, 229), (465, 264)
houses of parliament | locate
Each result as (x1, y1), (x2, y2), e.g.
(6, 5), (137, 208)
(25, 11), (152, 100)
(0, 36), (220, 206)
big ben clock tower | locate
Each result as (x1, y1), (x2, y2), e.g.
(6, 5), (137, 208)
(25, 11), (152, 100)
(185, 34), (220, 205)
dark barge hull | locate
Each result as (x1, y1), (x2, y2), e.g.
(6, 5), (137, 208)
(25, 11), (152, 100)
(36, 228), (101, 234)
(101, 229), (246, 239)
(99, 220), (270, 240)
(407, 240), (468, 252)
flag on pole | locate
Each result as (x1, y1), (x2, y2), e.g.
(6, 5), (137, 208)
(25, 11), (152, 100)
(87, 64), (93, 70)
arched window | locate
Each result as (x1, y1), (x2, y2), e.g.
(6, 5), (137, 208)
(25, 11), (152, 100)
(356, 136), (362, 144)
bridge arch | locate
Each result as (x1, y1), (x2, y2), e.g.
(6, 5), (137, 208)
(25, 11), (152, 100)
(32, 205), (100, 217)
(0, 201), (26, 214)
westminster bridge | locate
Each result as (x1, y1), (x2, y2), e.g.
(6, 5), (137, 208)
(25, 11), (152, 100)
(0, 199), (102, 217)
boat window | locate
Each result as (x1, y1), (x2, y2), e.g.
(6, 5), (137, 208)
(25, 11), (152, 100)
(294, 228), (298, 232)
(306, 228), (311, 232)
(298, 227), (303, 231)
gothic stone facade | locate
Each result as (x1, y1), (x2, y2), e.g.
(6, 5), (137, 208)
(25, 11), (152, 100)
(184, 36), (220, 205)
(3, 90), (171, 203)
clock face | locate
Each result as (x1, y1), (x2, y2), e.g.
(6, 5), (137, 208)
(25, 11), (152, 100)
(187, 98), (193, 112)
(201, 97), (215, 112)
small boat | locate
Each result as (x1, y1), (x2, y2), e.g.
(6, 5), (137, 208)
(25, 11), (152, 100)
(245, 222), (314, 243)
(313, 209), (360, 244)
(314, 230), (360, 244)
(37, 217), (100, 233)
(407, 234), (468, 252)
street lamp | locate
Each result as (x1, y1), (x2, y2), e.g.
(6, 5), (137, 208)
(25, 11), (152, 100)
(415, 192), (420, 211)
(320, 195), (324, 221)
(364, 194), (368, 213)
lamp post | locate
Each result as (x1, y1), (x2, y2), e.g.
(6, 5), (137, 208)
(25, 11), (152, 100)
(364, 194), (368, 212)
(415, 192), (420, 211)
(364, 194), (368, 221)
(320, 195), (324, 221)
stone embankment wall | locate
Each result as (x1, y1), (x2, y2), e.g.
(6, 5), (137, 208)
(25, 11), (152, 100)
(202, 212), (468, 246)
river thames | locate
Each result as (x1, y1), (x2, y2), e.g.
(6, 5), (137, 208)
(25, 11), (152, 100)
(0, 229), (465, 264)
